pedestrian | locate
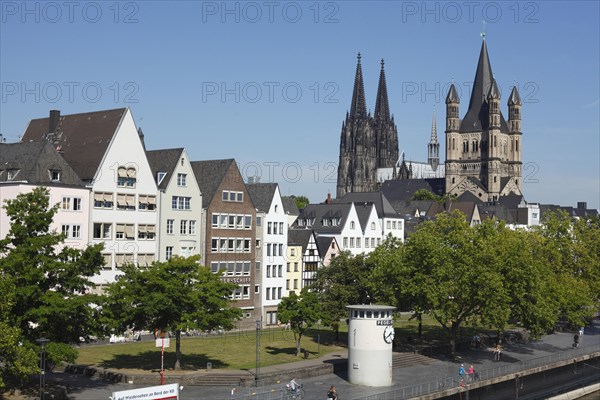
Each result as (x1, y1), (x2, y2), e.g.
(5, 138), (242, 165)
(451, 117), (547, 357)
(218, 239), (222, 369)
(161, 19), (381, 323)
(458, 364), (466, 386)
(493, 344), (502, 361)
(573, 332), (580, 348)
(579, 326), (584, 336)
(327, 385), (338, 399)
(468, 365), (475, 382)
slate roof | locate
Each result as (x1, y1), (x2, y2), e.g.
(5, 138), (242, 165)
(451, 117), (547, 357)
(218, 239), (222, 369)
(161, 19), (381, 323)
(316, 236), (336, 257)
(353, 202), (375, 231)
(391, 200), (436, 217)
(456, 190), (484, 203)
(281, 196), (300, 216)
(145, 148), (184, 190)
(497, 192), (524, 209)
(20, 108), (127, 182)
(0, 141), (84, 186)
(246, 183), (277, 213)
(427, 200), (478, 222)
(288, 229), (313, 248)
(190, 159), (235, 208)
(459, 40), (509, 134)
(380, 178), (446, 203)
(479, 203), (516, 223)
(295, 203), (353, 234)
(335, 191), (400, 219)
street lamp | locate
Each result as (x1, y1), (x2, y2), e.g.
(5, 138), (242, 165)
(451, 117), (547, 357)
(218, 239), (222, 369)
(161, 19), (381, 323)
(255, 318), (261, 387)
(36, 338), (50, 400)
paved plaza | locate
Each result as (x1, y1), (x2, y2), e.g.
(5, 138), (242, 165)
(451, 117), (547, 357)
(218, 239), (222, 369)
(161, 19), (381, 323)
(43, 320), (599, 400)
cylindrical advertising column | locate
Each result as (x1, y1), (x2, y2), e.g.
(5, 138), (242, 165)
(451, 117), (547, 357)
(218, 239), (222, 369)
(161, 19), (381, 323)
(347, 305), (395, 386)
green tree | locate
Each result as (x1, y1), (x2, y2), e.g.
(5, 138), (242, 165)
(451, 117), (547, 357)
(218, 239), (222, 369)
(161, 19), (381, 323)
(277, 289), (321, 356)
(403, 211), (510, 354)
(0, 188), (104, 361)
(412, 188), (440, 201)
(0, 274), (38, 388)
(313, 252), (375, 340)
(104, 256), (241, 370)
(291, 195), (309, 210)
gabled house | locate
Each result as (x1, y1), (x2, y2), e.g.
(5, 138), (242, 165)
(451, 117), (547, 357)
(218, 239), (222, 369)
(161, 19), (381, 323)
(316, 236), (340, 267)
(191, 159), (258, 326)
(281, 196), (300, 227)
(0, 141), (90, 250)
(21, 109), (158, 289)
(246, 183), (287, 326)
(285, 230), (304, 296)
(146, 148), (202, 262)
(288, 229), (321, 289)
(335, 192), (405, 242)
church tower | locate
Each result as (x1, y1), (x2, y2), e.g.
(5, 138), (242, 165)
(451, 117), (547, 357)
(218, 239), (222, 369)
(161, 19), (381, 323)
(427, 107), (440, 171)
(374, 59), (399, 170)
(444, 38), (523, 202)
(337, 53), (377, 198)
(337, 54), (399, 198)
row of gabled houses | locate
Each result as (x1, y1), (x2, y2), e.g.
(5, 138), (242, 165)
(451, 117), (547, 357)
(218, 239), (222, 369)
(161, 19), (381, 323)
(0, 108), (407, 328)
(2, 108), (596, 328)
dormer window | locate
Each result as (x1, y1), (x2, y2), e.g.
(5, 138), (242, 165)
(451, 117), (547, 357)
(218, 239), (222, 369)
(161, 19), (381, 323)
(157, 172), (167, 185)
(49, 169), (61, 182)
(7, 169), (20, 180)
(117, 166), (137, 188)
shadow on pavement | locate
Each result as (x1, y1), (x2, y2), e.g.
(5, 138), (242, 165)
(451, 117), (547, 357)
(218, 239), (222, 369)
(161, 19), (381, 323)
(98, 351), (228, 370)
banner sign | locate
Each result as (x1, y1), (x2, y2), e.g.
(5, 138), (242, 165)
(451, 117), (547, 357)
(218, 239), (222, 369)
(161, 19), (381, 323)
(111, 383), (178, 400)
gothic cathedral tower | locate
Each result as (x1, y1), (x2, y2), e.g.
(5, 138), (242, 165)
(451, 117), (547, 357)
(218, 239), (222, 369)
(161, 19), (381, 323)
(337, 55), (399, 198)
(444, 39), (523, 202)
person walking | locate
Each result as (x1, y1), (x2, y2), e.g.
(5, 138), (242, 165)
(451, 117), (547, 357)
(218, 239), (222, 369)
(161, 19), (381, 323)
(458, 364), (466, 386)
(327, 385), (338, 399)
(468, 365), (475, 382)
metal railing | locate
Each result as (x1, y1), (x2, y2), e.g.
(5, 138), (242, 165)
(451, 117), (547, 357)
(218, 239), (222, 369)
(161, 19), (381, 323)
(354, 343), (600, 400)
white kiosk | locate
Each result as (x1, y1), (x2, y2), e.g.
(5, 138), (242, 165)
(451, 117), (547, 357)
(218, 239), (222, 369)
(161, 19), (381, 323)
(347, 305), (395, 386)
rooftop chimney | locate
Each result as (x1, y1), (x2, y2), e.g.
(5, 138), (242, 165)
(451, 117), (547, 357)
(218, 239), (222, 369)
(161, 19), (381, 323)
(327, 192), (332, 205)
(49, 110), (60, 133)
(577, 202), (587, 211)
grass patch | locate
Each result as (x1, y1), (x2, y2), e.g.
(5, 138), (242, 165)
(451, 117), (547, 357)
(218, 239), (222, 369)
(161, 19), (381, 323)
(75, 315), (499, 371)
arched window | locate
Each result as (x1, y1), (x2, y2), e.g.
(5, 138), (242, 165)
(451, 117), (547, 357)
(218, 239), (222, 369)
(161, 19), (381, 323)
(371, 222), (376, 230)
(350, 221), (355, 229)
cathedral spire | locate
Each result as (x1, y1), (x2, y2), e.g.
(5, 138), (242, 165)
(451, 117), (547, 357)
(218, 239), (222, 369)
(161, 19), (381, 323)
(430, 106), (438, 142)
(374, 58), (390, 121)
(349, 52), (368, 120)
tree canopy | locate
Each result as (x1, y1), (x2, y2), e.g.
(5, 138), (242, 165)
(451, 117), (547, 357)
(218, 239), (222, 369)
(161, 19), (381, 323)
(277, 289), (321, 356)
(103, 255), (241, 369)
(0, 187), (105, 387)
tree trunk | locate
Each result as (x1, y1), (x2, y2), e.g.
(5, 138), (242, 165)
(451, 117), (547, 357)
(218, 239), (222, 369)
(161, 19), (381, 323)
(295, 333), (303, 356)
(418, 314), (423, 338)
(174, 329), (181, 370)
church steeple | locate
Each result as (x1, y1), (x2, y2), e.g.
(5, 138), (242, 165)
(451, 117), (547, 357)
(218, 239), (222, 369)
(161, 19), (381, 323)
(374, 59), (390, 122)
(350, 52), (368, 120)
(428, 107), (440, 171)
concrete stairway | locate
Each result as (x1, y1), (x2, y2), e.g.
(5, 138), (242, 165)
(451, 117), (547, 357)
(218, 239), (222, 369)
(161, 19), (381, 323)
(392, 352), (436, 369)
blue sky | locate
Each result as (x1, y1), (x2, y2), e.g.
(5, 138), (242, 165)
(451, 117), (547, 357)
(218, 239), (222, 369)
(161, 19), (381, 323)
(1, 1), (599, 209)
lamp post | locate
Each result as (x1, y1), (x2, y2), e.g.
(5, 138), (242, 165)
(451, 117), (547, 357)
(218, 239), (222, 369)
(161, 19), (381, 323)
(36, 338), (50, 400)
(255, 318), (261, 387)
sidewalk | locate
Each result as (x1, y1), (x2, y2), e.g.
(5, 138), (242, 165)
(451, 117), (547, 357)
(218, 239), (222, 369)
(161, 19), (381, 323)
(41, 320), (600, 400)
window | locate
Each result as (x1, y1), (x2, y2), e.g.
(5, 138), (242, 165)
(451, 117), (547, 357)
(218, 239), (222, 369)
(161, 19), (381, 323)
(256, 239), (261, 248)
(236, 215), (244, 228)
(180, 220), (188, 235)
(138, 224), (156, 240)
(94, 192), (113, 209)
(266, 265), (271, 278)
(166, 246), (173, 260)
(137, 253), (155, 267)
(356, 238), (361, 247)
(244, 239), (251, 253)
(61, 225), (69, 237)
(277, 287), (282, 299)
(371, 222), (375, 230)
(115, 224), (134, 240)
(371, 238), (376, 247)
(294, 262), (299, 272)
(62, 197), (82, 211)
(392, 221), (397, 229)
(287, 263), (291, 272)
(255, 285), (260, 294)
(242, 285), (250, 299)
(244, 216), (252, 229)
(293, 279), (298, 289)
(222, 190), (244, 202)
(266, 288), (270, 300)
(267, 244), (272, 256)
(116, 194), (136, 210)
(350, 238), (355, 248)
(166, 219), (174, 234)
(138, 195), (156, 211)
(101, 254), (113, 270)
(386, 221), (391, 229)
(93, 223), (111, 239)
(49, 169), (61, 182)
(115, 253), (134, 268)
(256, 216), (262, 226)
(117, 166), (137, 187)
(177, 173), (187, 187)
(212, 214), (219, 228)
(211, 239), (218, 252)
(7, 169), (20, 180)
(267, 222), (272, 234)
(286, 279), (290, 290)
(189, 220), (196, 235)
(172, 196), (191, 210)
(350, 221), (355, 229)
(71, 225), (81, 238)
(290, 248), (296, 257)
(278, 265), (282, 277)
(343, 237), (348, 247)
